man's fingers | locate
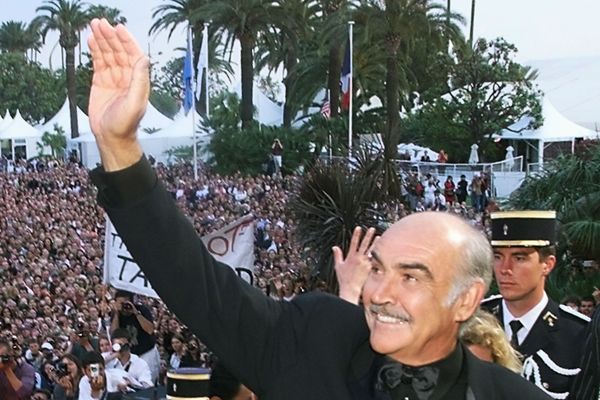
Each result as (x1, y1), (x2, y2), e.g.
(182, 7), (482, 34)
(359, 227), (376, 254)
(123, 56), (150, 118)
(349, 226), (363, 253)
(116, 24), (145, 65)
(332, 246), (343, 268)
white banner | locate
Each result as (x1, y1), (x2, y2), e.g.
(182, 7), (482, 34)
(103, 215), (255, 298)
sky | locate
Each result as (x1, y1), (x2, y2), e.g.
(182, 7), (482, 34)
(2, 1), (600, 72)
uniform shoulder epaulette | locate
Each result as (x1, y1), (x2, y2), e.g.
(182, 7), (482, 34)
(481, 294), (503, 304)
(558, 304), (591, 323)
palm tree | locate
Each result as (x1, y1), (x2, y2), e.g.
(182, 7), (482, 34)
(150, 0), (215, 115)
(356, 0), (463, 145)
(86, 5), (127, 25)
(254, 0), (320, 127)
(196, 0), (283, 129)
(35, 0), (89, 139)
(0, 21), (40, 56)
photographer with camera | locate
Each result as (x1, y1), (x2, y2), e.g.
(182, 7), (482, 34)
(71, 321), (100, 362)
(52, 354), (83, 400)
(181, 336), (205, 368)
(79, 351), (129, 400)
(105, 329), (153, 391)
(0, 339), (35, 400)
(110, 290), (159, 383)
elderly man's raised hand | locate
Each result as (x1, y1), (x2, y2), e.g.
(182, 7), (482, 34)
(333, 227), (377, 305)
(88, 18), (149, 171)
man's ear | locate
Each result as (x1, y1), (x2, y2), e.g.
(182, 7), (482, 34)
(542, 255), (556, 276)
(454, 280), (486, 323)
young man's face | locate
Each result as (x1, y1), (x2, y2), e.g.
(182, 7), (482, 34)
(493, 247), (554, 303)
(580, 300), (595, 317)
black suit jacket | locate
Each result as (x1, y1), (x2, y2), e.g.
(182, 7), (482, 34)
(482, 295), (589, 398)
(92, 157), (549, 399)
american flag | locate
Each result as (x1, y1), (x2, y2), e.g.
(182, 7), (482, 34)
(320, 100), (331, 119)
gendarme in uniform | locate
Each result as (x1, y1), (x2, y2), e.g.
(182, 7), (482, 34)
(482, 210), (589, 399)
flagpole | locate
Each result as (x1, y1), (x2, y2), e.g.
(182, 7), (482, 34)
(188, 25), (198, 180)
(348, 21), (354, 161)
(204, 22), (210, 119)
(328, 90), (332, 163)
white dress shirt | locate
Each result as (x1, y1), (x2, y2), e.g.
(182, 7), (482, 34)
(106, 353), (154, 389)
(78, 368), (129, 399)
(503, 292), (549, 346)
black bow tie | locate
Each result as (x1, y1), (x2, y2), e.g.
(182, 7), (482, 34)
(377, 363), (439, 400)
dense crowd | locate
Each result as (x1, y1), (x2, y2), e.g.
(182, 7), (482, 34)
(0, 156), (597, 399)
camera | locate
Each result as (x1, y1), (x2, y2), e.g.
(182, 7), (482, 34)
(0, 355), (12, 363)
(121, 302), (133, 311)
(89, 363), (101, 378)
(56, 362), (69, 378)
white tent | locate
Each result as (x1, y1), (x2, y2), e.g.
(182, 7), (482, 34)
(397, 143), (439, 162)
(0, 110), (44, 160)
(0, 111), (13, 132)
(234, 82), (283, 126)
(497, 97), (598, 165)
(138, 102), (174, 132)
(42, 99), (91, 135)
(71, 112), (212, 168)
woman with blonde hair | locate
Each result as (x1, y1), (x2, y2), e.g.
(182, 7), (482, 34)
(460, 309), (523, 373)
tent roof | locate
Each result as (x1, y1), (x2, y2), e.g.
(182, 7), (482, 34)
(233, 82), (283, 126)
(0, 110), (42, 138)
(43, 98), (91, 135)
(529, 56), (600, 131)
(139, 102), (174, 132)
(498, 97), (598, 142)
(150, 111), (208, 138)
(0, 111), (13, 132)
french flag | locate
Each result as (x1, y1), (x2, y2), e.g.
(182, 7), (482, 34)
(340, 40), (351, 110)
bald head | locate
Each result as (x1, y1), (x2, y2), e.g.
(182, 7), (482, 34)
(383, 212), (493, 300)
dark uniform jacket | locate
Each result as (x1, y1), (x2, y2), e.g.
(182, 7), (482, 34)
(482, 295), (589, 399)
(91, 156), (550, 400)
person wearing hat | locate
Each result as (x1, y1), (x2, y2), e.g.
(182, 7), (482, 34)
(482, 210), (589, 399)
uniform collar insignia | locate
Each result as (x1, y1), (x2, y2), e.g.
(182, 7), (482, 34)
(542, 311), (557, 327)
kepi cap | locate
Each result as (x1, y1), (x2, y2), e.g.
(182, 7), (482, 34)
(490, 210), (557, 247)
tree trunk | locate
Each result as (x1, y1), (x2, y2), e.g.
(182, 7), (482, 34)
(65, 47), (79, 139)
(328, 43), (342, 118)
(385, 45), (400, 148)
(240, 34), (254, 129)
(283, 46), (297, 128)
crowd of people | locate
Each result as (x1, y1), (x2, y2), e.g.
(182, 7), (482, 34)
(0, 152), (598, 399)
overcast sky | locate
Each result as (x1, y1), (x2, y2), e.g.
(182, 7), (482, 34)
(2, 0), (600, 70)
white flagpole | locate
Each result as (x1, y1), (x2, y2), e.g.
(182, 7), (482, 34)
(204, 22), (210, 119)
(348, 21), (354, 161)
(188, 25), (198, 180)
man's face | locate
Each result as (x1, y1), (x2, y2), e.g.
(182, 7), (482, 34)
(116, 296), (133, 316)
(493, 247), (553, 303)
(580, 300), (595, 317)
(362, 215), (473, 365)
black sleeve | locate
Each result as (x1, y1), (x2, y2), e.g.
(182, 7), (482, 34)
(570, 309), (600, 400)
(94, 158), (301, 392)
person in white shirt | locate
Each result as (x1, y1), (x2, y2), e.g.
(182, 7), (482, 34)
(104, 329), (153, 391)
(79, 351), (129, 400)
